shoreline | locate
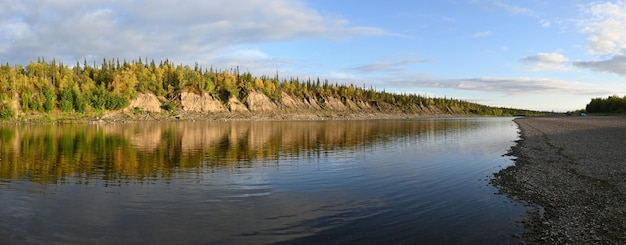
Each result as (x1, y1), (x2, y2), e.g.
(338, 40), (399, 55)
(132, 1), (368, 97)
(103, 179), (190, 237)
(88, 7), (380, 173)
(492, 115), (626, 243)
(0, 110), (493, 124)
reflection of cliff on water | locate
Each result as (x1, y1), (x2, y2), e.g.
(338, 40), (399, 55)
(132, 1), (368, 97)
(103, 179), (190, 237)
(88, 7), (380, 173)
(0, 120), (473, 184)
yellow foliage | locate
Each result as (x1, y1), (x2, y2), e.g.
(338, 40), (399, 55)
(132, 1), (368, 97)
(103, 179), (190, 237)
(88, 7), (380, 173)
(254, 78), (264, 89)
(111, 69), (138, 98)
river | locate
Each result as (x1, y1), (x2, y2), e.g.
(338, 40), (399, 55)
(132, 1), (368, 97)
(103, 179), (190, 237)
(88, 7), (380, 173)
(0, 118), (526, 244)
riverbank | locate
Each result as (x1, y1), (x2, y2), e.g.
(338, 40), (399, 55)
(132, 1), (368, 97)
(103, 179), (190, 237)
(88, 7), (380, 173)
(2, 89), (545, 123)
(492, 115), (626, 243)
(2, 109), (471, 124)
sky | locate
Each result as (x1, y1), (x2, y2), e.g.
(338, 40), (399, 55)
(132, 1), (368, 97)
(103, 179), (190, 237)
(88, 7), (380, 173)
(2, 0), (626, 111)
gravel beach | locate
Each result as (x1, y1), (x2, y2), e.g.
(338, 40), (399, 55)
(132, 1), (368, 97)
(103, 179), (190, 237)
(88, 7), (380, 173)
(492, 115), (626, 244)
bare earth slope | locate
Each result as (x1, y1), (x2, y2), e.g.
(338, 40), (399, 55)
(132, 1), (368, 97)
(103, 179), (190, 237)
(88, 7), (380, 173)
(492, 116), (626, 244)
(115, 91), (465, 121)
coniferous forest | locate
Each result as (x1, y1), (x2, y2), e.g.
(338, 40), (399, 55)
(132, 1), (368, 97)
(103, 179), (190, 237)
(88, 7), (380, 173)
(585, 95), (626, 114)
(0, 58), (545, 121)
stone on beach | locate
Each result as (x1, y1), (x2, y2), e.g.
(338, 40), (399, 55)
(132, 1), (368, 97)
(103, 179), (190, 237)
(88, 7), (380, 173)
(492, 115), (626, 243)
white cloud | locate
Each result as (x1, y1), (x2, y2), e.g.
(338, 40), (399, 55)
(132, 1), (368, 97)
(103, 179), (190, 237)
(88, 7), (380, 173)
(520, 52), (570, 71)
(384, 74), (610, 96)
(472, 31), (493, 38)
(521, 53), (569, 64)
(573, 55), (626, 75)
(580, 1), (626, 56)
(457, 77), (570, 93)
(0, 0), (391, 64)
(492, 1), (534, 15)
(347, 59), (435, 73)
(448, 77), (605, 95)
(574, 2), (626, 76)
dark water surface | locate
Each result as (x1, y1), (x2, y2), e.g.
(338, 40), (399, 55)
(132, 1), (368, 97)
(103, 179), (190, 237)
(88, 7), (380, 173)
(0, 118), (526, 244)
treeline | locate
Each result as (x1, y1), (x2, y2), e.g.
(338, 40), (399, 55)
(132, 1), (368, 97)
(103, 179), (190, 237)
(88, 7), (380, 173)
(0, 58), (542, 120)
(586, 95), (626, 113)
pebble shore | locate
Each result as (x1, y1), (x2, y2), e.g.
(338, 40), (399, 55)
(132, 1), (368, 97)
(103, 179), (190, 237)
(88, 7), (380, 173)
(492, 115), (626, 244)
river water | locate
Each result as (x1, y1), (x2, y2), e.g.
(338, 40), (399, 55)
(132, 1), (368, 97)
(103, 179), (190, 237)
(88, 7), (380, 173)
(0, 118), (526, 244)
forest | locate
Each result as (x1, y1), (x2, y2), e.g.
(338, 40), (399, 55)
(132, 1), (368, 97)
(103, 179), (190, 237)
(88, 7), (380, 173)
(0, 58), (544, 121)
(586, 95), (626, 113)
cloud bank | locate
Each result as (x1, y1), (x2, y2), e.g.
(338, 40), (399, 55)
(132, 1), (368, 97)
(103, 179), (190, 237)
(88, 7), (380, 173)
(347, 59), (435, 73)
(581, 1), (626, 56)
(573, 55), (626, 76)
(448, 77), (605, 96)
(368, 71), (611, 97)
(575, 1), (626, 76)
(0, 0), (389, 64)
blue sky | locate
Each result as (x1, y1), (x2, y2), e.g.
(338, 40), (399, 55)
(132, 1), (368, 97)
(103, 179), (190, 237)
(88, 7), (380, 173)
(2, 0), (626, 111)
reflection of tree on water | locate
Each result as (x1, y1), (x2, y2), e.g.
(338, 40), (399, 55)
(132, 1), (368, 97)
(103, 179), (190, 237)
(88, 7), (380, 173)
(0, 125), (137, 184)
(0, 120), (467, 184)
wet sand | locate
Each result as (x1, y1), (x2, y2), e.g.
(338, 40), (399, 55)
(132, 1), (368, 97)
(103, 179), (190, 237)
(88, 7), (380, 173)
(492, 115), (626, 244)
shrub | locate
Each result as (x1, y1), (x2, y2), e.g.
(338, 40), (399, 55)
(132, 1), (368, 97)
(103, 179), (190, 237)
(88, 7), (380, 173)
(20, 90), (32, 112)
(161, 101), (176, 111)
(43, 88), (56, 112)
(72, 89), (87, 113)
(59, 89), (74, 112)
(0, 102), (15, 120)
(104, 95), (129, 110)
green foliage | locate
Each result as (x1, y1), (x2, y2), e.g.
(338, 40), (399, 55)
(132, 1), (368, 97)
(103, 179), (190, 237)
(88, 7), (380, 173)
(586, 95), (626, 113)
(88, 86), (109, 110)
(0, 93), (14, 120)
(72, 89), (87, 113)
(105, 95), (129, 110)
(30, 93), (45, 112)
(20, 90), (32, 112)
(88, 85), (129, 111)
(0, 102), (14, 120)
(161, 101), (176, 111)
(202, 77), (215, 92)
(43, 88), (56, 113)
(59, 89), (74, 112)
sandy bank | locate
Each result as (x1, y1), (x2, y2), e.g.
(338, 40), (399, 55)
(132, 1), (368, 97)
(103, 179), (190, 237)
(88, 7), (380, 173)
(492, 115), (626, 243)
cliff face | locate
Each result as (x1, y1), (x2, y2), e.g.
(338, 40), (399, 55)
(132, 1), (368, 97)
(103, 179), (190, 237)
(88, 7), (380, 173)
(246, 91), (277, 112)
(3, 90), (471, 123)
(126, 93), (163, 113)
(180, 92), (226, 113)
(1, 91), (469, 122)
(121, 91), (466, 120)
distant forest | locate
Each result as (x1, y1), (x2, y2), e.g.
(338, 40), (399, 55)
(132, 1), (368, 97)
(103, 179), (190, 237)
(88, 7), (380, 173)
(586, 95), (626, 113)
(0, 58), (543, 120)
